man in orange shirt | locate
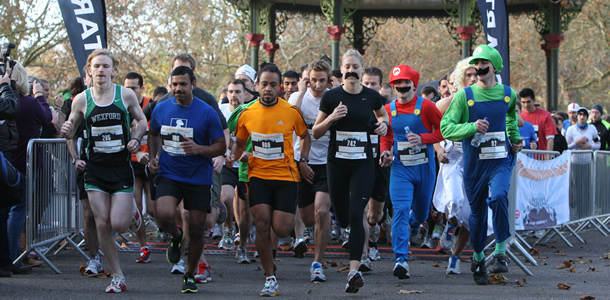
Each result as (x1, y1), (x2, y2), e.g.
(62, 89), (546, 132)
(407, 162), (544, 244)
(229, 63), (312, 297)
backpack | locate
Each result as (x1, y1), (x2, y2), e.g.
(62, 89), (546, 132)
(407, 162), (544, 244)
(0, 151), (24, 208)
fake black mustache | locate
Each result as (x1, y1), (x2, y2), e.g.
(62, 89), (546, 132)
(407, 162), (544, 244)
(344, 72), (360, 80)
(476, 67), (490, 76)
(395, 86), (412, 93)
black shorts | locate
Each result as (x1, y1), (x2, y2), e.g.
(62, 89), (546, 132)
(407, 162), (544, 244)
(221, 166), (247, 200)
(77, 171), (87, 200)
(155, 176), (212, 212)
(371, 163), (390, 203)
(131, 160), (148, 179)
(297, 164), (329, 208)
(84, 162), (134, 195)
(249, 177), (297, 214)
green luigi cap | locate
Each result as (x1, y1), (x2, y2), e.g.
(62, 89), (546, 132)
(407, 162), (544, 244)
(469, 45), (503, 73)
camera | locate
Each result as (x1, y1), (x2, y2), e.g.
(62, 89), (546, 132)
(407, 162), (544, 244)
(0, 42), (16, 76)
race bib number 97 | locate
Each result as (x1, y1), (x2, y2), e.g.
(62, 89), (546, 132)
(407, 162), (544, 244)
(252, 132), (284, 160)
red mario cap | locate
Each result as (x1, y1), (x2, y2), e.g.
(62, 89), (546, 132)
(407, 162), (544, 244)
(389, 65), (419, 88)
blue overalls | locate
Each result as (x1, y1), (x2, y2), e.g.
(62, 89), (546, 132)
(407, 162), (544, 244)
(389, 97), (436, 262)
(462, 85), (515, 254)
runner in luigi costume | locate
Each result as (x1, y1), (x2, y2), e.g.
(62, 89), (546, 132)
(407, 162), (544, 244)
(440, 45), (523, 285)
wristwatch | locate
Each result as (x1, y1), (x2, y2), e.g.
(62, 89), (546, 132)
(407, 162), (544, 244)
(299, 157), (309, 163)
(71, 157), (77, 165)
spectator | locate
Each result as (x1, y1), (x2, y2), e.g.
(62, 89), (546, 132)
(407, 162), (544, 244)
(566, 107), (600, 151)
(8, 61), (52, 272)
(515, 100), (537, 149)
(588, 104), (609, 150)
(563, 103), (580, 134)
(551, 115), (568, 153)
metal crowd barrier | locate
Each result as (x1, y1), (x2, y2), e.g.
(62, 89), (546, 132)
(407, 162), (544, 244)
(15, 139), (88, 274)
(594, 151), (610, 227)
(485, 149), (561, 276)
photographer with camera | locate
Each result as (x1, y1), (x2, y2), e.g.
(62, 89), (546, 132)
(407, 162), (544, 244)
(0, 42), (24, 277)
(6, 57), (52, 275)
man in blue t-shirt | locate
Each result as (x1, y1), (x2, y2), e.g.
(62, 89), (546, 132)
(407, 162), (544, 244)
(516, 101), (537, 149)
(149, 66), (225, 293)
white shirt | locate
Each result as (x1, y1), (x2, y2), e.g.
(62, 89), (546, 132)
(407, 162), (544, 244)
(566, 124), (600, 150)
(288, 89), (329, 165)
(219, 103), (239, 168)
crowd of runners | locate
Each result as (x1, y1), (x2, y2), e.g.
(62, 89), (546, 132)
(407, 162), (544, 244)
(2, 43), (608, 296)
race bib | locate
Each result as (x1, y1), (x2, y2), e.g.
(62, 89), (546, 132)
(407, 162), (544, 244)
(161, 125), (194, 156)
(532, 124), (540, 141)
(370, 134), (379, 158)
(252, 132), (284, 160)
(336, 131), (367, 160)
(397, 141), (428, 166)
(91, 125), (124, 153)
(478, 131), (507, 160)
(305, 116), (329, 142)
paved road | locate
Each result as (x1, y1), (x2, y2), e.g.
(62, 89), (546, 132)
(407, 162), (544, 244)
(2, 228), (609, 299)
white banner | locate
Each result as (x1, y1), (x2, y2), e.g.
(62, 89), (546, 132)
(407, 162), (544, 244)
(515, 151), (571, 230)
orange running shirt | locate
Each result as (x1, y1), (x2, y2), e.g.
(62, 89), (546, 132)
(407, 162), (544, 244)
(235, 99), (308, 182)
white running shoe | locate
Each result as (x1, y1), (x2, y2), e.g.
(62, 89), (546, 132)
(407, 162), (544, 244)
(310, 262), (326, 282)
(260, 276), (279, 297)
(171, 259), (186, 274)
(211, 224), (223, 240)
(236, 247), (251, 264)
(85, 255), (102, 274)
(440, 223), (456, 251)
(369, 247), (381, 261)
(105, 274), (126, 293)
(345, 270), (364, 293)
(220, 228), (235, 250)
(369, 224), (380, 243)
(293, 236), (307, 258)
(446, 255), (461, 274)
(393, 260), (410, 279)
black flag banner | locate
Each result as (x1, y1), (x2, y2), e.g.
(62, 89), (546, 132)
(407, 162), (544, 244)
(477, 0), (510, 86)
(58, 0), (107, 80)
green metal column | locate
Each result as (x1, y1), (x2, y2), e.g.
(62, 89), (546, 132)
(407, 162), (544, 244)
(250, 0), (260, 68)
(549, 4), (560, 112)
(459, 0), (471, 58)
(265, 7), (277, 63)
(332, 1), (342, 70)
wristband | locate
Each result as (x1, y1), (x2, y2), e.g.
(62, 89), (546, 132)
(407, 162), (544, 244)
(382, 120), (389, 127)
(131, 138), (141, 145)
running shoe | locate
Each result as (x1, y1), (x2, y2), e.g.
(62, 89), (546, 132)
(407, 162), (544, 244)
(220, 228), (236, 251)
(471, 260), (488, 285)
(421, 236), (433, 249)
(136, 247), (151, 263)
(344, 270), (364, 293)
(260, 276), (279, 297)
(182, 273), (198, 293)
(304, 226), (314, 244)
(358, 257), (373, 272)
(216, 201), (227, 225)
(85, 255), (102, 274)
(330, 224), (340, 240)
(432, 225), (441, 240)
(249, 225), (257, 244)
(310, 262), (326, 282)
(393, 260), (410, 279)
(446, 255), (461, 275)
(129, 204), (142, 232)
(293, 236), (307, 258)
(440, 223), (456, 251)
(369, 223), (380, 243)
(212, 224), (223, 240)
(236, 247), (251, 264)
(491, 253), (509, 273)
(171, 259), (186, 274)
(166, 226), (184, 264)
(235, 232), (241, 246)
(369, 247), (381, 261)
(105, 274), (127, 293)
(195, 263), (212, 283)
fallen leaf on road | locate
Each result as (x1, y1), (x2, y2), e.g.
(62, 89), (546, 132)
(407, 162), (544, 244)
(489, 273), (508, 284)
(580, 294), (595, 300)
(307, 290), (312, 294)
(326, 260), (338, 267)
(516, 280), (525, 287)
(522, 278), (527, 283)
(587, 267), (596, 272)
(558, 283), (571, 290)
(336, 266), (350, 273)
(397, 290), (422, 294)
(528, 248), (540, 255)
(275, 258), (285, 262)
(432, 263), (440, 267)
(579, 260), (586, 264)
(569, 266), (576, 272)
(578, 256), (584, 259)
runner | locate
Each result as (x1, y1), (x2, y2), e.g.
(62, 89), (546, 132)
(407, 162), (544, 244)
(288, 58), (331, 282)
(148, 66), (225, 293)
(433, 57), (478, 275)
(61, 49), (148, 293)
(218, 78), (249, 251)
(379, 64), (444, 280)
(312, 50), (388, 293)
(228, 62), (311, 297)
(441, 45), (523, 285)
(123, 72), (154, 264)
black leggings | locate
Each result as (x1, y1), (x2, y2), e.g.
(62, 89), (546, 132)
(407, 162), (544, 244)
(327, 159), (375, 261)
